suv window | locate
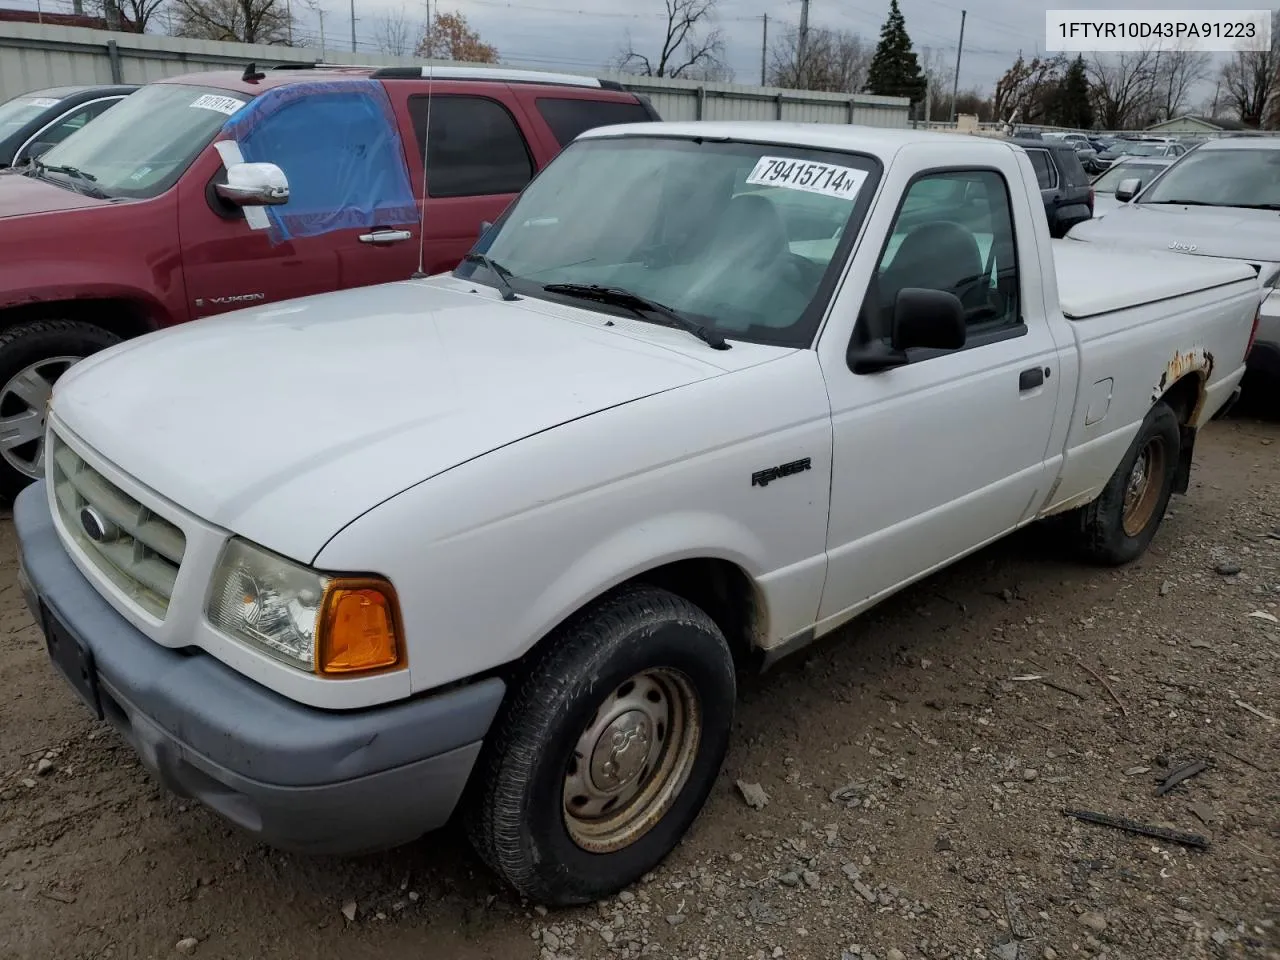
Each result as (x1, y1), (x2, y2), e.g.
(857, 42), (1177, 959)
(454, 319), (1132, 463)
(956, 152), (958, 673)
(408, 94), (533, 198)
(1056, 147), (1087, 187)
(861, 169), (1020, 344)
(536, 97), (653, 147)
(1027, 149), (1057, 189)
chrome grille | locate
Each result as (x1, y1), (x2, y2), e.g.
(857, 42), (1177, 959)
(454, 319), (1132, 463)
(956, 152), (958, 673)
(49, 434), (185, 619)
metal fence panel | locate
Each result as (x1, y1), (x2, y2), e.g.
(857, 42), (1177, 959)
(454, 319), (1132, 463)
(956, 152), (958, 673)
(0, 21), (913, 129)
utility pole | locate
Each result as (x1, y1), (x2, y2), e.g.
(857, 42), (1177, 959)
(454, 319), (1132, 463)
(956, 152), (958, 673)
(350, 0), (356, 52)
(317, 5), (325, 53)
(949, 8), (966, 123)
(760, 13), (768, 86)
(798, 0), (810, 73)
(286, 0), (293, 44)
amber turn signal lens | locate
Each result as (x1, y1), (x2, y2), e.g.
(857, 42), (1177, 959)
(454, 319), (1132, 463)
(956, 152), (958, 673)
(316, 579), (405, 676)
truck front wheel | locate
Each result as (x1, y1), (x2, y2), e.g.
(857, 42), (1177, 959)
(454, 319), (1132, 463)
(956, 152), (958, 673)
(0, 320), (120, 499)
(1069, 400), (1181, 566)
(467, 585), (736, 906)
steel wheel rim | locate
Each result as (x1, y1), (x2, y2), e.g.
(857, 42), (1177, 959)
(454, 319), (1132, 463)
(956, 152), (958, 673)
(1122, 437), (1166, 536)
(562, 667), (701, 853)
(0, 355), (80, 479)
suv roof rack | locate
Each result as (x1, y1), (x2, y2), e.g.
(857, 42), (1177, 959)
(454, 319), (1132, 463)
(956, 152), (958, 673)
(368, 64), (623, 90)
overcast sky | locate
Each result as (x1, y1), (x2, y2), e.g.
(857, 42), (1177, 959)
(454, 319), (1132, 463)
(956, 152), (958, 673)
(320, 0), (1228, 103)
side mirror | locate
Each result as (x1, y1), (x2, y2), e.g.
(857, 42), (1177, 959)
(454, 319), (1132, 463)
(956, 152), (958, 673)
(215, 161), (289, 207)
(891, 288), (967, 352)
(848, 288), (967, 374)
(1114, 177), (1142, 203)
(19, 141), (54, 164)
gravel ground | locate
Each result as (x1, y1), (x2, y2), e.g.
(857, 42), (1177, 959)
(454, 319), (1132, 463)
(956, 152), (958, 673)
(0, 415), (1276, 960)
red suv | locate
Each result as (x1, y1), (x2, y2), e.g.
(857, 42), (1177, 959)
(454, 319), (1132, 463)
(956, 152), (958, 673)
(0, 65), (658, 495)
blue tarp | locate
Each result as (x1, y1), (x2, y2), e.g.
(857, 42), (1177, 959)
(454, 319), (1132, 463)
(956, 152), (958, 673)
(219, 79), (418, 245)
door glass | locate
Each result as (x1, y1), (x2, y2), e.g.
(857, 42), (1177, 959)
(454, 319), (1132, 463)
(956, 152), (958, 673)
(862, 169), (1021, 343)
(408, 95), (534, 198)
(1027, 150), (1056, 189)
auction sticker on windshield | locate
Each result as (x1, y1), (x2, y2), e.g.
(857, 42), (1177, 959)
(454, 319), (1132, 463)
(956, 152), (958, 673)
(190, 94), (243, 116)
(745, 156), (867, 200)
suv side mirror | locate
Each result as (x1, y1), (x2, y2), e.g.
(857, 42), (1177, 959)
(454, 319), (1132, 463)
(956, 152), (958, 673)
(18, 141), (55, 165)
(848, 288), (967, 374)
(1114, 177), (1142, 203)
(215, 161), (289, 206)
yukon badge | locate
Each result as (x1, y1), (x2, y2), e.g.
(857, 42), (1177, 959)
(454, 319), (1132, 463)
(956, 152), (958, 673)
(1168, 241), (1197, 253)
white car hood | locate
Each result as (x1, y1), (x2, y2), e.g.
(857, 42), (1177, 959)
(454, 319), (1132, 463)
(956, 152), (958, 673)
(53, 278), (749, 562)
(1068, 202), (1280, 266)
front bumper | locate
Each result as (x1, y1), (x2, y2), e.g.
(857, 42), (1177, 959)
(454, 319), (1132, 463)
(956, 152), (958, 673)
(14, 482), (505, 855)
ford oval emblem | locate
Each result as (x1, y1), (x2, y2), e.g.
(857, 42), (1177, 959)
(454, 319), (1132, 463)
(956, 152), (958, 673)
(79, 506), (113, 543)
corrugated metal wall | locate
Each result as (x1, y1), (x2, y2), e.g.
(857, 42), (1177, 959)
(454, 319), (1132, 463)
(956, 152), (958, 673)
(0, 21), (912, 128)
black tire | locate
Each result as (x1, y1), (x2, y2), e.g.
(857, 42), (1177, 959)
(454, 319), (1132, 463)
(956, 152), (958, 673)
(0, 319), (120, 500)
(467, 584), (736, 906)
(1068, 401), (1180, 566)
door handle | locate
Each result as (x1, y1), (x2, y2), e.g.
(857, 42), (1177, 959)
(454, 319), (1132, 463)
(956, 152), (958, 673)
(1019, 367), (1046, 391)
(358, 229), (413, 244)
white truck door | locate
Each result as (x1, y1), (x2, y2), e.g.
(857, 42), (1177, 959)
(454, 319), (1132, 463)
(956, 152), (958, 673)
(816, 166), (1061, 623)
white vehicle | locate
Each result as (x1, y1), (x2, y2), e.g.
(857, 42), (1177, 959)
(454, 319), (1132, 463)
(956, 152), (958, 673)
(1089, 156), (1174, 218)
(16, 122), (1262, 906)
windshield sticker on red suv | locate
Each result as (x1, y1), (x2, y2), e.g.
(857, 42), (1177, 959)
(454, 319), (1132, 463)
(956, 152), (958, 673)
(190, 94), (243, 116)
(746, 156), (867, 200)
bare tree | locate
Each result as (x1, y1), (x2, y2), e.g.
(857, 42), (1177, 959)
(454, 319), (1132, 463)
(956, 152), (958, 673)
(992, 54), (1065, 126)
(767, 25), (868, 93)
(1222, 14), (1280, 127)
(374, 4), (417, 55)
(614, 0), (727, 80)
(1151, 46), (1211, 121)
(1088, 49), (1158, 129)
(171, 0), (292, 42)
(919, 45), (948, 120)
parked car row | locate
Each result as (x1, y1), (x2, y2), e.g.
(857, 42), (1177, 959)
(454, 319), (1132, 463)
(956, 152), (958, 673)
(0, 83), (136, 169)
(0, 64), (659, 496)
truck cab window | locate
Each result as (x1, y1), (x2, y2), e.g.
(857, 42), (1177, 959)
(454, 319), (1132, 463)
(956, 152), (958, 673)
(860, 169), (1020, 343)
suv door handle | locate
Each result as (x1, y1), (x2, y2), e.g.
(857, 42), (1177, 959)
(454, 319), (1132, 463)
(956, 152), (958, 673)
(359, 229), (413, 244)
(1019, 367), (1046, 391)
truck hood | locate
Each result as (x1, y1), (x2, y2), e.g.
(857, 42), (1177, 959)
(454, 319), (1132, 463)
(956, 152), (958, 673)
(1068, 202), (1280, 267)
(0, 170), (112, 219)
(52, 278), (747, 562)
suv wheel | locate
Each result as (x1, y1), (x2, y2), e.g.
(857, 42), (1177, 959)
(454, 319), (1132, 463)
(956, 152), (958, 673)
(0, 320), (120, 499)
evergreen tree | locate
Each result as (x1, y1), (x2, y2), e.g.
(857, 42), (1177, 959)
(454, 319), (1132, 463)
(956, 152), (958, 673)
(1047, 55), (1094, 128)
(864, 0), (927, 105)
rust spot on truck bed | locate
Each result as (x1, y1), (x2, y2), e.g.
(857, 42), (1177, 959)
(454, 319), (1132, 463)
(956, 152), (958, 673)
(1155, 347), (1213, 398)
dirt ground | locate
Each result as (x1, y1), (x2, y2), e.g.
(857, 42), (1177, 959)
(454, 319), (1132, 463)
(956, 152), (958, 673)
(1, 416), (1277, 960)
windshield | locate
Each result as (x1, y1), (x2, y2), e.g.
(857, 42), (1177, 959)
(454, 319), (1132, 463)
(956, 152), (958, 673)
(0, 93), (63, 138)
(460, 136), (880, 348)
(1093, 162), (1167, 191)
(1140, 148), (1280, 207)
(37, 83), (247, 199)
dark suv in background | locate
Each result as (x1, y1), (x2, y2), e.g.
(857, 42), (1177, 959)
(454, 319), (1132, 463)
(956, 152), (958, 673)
(1011, 137), (1094, 238)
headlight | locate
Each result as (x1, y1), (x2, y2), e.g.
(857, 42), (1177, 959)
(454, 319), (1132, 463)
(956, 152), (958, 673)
(207, 538), (404, 677)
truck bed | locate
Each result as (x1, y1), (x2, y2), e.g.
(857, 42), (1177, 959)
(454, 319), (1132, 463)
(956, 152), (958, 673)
(1052, 239), (1257, 319)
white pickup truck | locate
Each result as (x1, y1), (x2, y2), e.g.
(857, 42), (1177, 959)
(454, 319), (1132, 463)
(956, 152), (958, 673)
(15, 122), (1262, 907)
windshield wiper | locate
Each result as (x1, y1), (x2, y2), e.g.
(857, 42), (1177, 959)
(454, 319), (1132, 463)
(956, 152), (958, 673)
(1143, 199), (1225, 206)
(29, 158), (106, 198)
(542, 282), (730, 350)
(461, 252), (518, 301)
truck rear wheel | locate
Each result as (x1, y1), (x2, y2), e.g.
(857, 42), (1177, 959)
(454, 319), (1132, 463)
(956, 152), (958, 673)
(0, 320), (120, 500)
(1069, 400), (1180, 566)
(467, 585), (735, 906)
